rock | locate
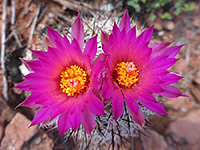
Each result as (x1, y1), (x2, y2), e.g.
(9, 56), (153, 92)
(154, 22), (163, 31)
(0, 96), (15, 140)
(133, 137), (143, 150)
(173, 58), (187, 75)
(164, 97), (192, 111)
(192, 17), (200, 27)
(158, 30), (165, 36)
(163, 21), (175, 31)
(1, 113), (37, 150)
(21, 131), (54, 150)
(196, 44), (200, 51)
(140, 129), (168, 150)
(190, 86), (200, 103)
(100, 3), (114, 11)
(165, 109), (200, 145)
(1, 113), (54, 150)
(0, 123), (4, 141)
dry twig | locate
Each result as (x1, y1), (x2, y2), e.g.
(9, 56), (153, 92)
(52, 0), (101, 15)
(11, 0), (22, 47)
(1, 0), (8, 101)
(28, 5), (41, 47)
(11, 0), (15, 25)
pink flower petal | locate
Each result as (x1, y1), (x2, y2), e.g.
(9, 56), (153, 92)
(102, 82), (114, 99)
(81, 106), (95, 135)
(136, 26), (154, 45)
(119, 9), (130, 32)
(29, 48), (46, 59)
(24, 74), (59, 93)
(127, 26), (136, 44)
(71, 13), (84, 49)
(52, 38), (70, 54)
(15, 80), (32, 91)
(69, 105), (81, 132)
(162, 73), (183, 85)
(138, 95), (168, 115)
(102, 43), (109, 53)
(139, 94), (158, 103)
(16, 100), (39, 109)
(58, 110), (71, 136)
(101, 31), (109, 46)
(30, 106), (51, 126)
(149, 56), (178, 69)
(128, 43), (151, 66)
(112, 23), (120, 37)
(92, 56), (104, 74)
(37, 56), (64, 74)
(163, 45), (184, 58)
(112, 89), (124, 121)
(125, 96), (139, 115)
(35, 92), (66, 106)
(150, 42), (171, 58)
(19, 58), (33, 71)
(47, 47), (70, 68)
(46, 26), (63, 46)
(160, 85), (185, 98)
(71, 39), (82, 56)
(47, 47), (67, 67)
(50, 101), (70, 119)
(84, 35), (97, 61)
(140, 100), (168, 115)
(43, 35), (55, 48)
(88, 93), (104, 116)
(127, 106), (144, 128)
(16, 92), (41, 108)
(150, 85), (164, 94)
(21, 59), (41, 72)
(91, 60), (105, 89)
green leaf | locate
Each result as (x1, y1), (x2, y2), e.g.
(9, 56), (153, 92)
(127, 1), (141, 12)
(184, 2), (195, 12)
(127, 1), (134, 6)
(153, 2), (161, 9)
(141, 0), (146, 3)
(174, 7), (181, 15)
(148, 12), (157, 21)
(161, 12), (172, 20)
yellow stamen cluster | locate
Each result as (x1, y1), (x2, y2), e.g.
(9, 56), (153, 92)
(113, 62), (139, 88)
(60, 65), (88, 96)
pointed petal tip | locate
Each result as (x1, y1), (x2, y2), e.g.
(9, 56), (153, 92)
(147, 25), (154, 32)
(138, 123), (144, 130)
(15, 103), (23, 109)
(150, 25), (155, 28)
(46, 26), (53, 33)
(164, 112), (168, 115)
(138, 126), (144, 132)
(71, 12), (84, 49)
(124, 9), (129, 17)
(112, 90), (124, 121)
(28, 122), (34, 128)
(173, 44), (185, 50)
(59, 131), (64, 137)
(182, 94), (188, 97)
(119, 10), (131, 32)
(101, 30), (109, 46)
(77, 12), (81, 18)
(18, 57), (23, 61)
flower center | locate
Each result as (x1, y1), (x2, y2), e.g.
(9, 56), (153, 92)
(112, 62), (139, 88)
(60, 65), (88, 96)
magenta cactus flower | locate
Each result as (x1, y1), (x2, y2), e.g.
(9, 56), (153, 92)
(15, 14), (104, 135)
(101, 10), (184, 127)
